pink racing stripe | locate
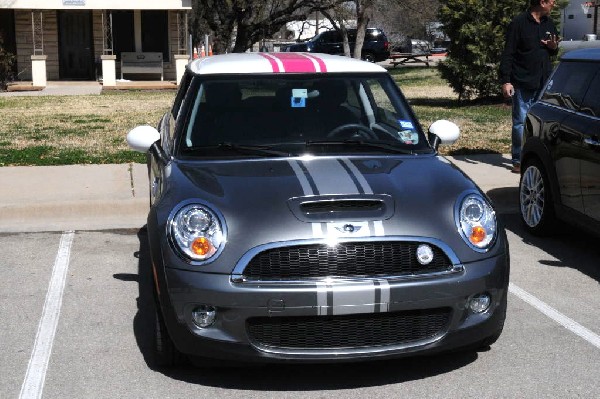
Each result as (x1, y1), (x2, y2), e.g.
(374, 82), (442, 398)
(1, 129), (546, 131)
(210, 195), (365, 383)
(270, 53), (317, 73)
(258, 53), (280, 72)
(303, 53), (328, 72)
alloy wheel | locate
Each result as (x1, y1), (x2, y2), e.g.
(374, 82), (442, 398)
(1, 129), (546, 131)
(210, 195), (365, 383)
(520, 165), (545, 228)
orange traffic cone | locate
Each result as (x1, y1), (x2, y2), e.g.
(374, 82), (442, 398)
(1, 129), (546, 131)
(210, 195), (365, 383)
(208, 44), (213, 56)
(200, 45), (206, 57)
(193, 47), (198, 59)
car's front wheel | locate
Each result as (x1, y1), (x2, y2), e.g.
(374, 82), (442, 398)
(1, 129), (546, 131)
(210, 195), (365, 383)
(153, 294), (186, 367)
(519, 158), (556, 235)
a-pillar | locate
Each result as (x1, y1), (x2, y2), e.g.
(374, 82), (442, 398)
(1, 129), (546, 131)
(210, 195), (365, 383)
(101, 55), (117, 86)
(174, 54), (189, 85)
(31, 55), (47, 87)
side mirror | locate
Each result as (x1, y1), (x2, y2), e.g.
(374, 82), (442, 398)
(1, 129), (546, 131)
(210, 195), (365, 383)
(127, 125), (160, 153)
(428, 120), (460, 150)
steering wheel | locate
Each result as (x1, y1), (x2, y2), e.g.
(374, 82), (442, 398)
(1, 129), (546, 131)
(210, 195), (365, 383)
(326, 123), (376, 139)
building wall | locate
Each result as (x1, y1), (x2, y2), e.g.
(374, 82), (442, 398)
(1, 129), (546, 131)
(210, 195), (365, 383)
(13, 9), (186, 81)
(15, 10), (59, 81)
(561, 3), (598, 40)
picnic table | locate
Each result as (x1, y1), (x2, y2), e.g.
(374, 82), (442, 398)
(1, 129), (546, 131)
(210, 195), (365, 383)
(388, 52), (432, 67)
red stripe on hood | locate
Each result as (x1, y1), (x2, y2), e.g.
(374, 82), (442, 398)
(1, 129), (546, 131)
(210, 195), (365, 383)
(270, 53), (317, 73)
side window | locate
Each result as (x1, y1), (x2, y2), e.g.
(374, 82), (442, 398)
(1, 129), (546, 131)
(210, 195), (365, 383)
(541, 61), (598, 111)
(579, 70), (600, 117)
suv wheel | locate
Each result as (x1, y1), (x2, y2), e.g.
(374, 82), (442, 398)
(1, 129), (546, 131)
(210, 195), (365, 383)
(362, 52), (375, 62)
(519, 159), (556, 235)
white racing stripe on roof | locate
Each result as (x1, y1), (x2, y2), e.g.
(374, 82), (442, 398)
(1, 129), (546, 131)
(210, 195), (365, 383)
(260, 52), (285, 72)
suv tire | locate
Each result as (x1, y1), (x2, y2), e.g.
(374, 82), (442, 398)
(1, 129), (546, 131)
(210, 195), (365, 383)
(519, 158), (557, 235)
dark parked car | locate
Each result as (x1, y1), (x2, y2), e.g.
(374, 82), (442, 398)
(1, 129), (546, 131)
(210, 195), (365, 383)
(127, 52), (509, 366)
(285, 28), (391, 62)
(520, 48), (600, 235)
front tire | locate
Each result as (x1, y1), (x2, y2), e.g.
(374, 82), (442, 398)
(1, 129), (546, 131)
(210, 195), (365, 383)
(153, 291), (186, 367)
(519, 158), (557, 235)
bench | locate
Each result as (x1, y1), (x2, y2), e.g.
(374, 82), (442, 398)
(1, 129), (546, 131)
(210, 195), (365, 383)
(120, 52), (163, 81)
(388, 52), (432, 67)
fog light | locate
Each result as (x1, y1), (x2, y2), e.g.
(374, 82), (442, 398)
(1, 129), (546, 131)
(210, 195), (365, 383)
(469, 294), (491, 313)
(191, 305), (217, 328)
(416, 244), (434, 265)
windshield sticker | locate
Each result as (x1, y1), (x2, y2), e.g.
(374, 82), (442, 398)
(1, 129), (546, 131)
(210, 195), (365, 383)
(398, 130), (419, 144)
(398, 120), (414, 130)
(291, 88), (308, 108)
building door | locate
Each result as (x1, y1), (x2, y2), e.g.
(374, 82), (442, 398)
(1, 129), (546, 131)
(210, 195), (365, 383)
(58, 11), (94, 80)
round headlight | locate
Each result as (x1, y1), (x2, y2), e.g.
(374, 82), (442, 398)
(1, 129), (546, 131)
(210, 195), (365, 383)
(170, 204), (225, 262)
(457, 194), (496, 251)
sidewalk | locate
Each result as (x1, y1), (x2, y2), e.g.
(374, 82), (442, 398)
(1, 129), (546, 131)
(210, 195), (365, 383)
(0, 154), (519, 233)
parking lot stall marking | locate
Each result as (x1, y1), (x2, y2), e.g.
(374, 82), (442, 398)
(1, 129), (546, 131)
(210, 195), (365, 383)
(19, 231), (75, 399)
(510, 283), (600, 350)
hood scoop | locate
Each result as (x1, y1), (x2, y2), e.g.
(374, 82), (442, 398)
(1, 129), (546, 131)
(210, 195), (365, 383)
(288, 194), (394, 222)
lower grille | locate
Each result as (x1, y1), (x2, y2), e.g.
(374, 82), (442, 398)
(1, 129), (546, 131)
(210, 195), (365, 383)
(247, 308), (451, 350)
(243, 242), (452, 280)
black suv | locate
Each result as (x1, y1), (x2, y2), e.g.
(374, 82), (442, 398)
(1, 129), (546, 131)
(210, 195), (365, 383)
(285, 28), (391, 62)
(519, 48), (600, 235)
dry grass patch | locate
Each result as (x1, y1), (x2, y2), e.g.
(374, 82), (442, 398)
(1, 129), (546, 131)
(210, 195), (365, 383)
(0, 91), (173, 165)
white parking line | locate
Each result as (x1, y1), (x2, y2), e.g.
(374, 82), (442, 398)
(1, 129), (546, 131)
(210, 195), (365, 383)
(509, 282), (600, 350)
(19, 231), (75, 399)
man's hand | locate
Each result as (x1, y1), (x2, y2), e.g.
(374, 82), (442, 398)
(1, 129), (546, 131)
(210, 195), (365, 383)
(502, 83), (515, 99)
(541, 33), (560, 50)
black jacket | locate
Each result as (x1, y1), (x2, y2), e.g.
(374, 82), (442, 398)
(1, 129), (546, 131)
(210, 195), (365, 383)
(499, 10), (559, 90)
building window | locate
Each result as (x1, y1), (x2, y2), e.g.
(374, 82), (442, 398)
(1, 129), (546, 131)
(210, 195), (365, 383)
(141, 10), (169, 61)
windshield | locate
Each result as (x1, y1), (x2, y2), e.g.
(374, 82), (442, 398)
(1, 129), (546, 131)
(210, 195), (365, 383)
(178, 74), (432, 158)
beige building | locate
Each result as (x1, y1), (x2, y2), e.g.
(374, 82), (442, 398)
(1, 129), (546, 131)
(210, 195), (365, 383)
(0, 0), (192, 85)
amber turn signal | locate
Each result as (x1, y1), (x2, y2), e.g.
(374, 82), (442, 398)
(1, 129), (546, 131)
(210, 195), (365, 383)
(191, 237), (214, 256)
(470, 226), (486, 244)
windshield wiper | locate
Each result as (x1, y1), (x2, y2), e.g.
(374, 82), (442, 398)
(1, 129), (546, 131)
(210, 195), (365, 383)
(305, 140), (416, 155)
(185, 142), (290, 157)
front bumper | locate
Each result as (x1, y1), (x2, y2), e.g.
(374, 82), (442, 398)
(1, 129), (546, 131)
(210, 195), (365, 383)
(157, 250), (509, 363)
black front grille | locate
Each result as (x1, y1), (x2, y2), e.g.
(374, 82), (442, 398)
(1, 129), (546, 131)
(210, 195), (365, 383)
(247, 308), (451, 350)
(243, 242), (451, 280)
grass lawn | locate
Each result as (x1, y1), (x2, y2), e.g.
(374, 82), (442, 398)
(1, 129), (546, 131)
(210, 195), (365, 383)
(0, 67), (512, 166)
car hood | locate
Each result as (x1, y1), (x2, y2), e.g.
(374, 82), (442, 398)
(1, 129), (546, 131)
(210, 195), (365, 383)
(154, 155), (501, 271)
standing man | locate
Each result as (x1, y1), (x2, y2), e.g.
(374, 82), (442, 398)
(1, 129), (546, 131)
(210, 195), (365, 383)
(500, 0), (560, 173)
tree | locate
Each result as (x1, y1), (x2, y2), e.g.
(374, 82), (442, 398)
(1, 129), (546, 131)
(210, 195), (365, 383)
(372, 0), (440, 50)
(193, 0), (343, 54)
(438, 0), (569, 101)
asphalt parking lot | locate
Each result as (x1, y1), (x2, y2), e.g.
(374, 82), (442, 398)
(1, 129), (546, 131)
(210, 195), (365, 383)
(1, 156), (600, 398)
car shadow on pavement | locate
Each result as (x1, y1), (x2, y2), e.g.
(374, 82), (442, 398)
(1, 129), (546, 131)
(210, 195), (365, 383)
(500, 213), (600, 284)
(126, 228), (482, 388)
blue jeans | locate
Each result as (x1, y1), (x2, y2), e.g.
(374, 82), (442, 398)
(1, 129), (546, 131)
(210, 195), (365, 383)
(511, 88), (538, 165)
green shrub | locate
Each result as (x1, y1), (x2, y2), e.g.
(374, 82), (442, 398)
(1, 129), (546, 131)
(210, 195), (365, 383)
(0, 35), (16, 90)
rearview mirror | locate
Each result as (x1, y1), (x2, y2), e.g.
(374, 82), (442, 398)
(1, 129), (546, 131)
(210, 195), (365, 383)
(428, 120), (460, 150)
(127, 125), (160, 153)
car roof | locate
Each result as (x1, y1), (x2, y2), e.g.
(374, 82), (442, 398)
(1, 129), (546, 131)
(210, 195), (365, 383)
(188, 52), (387, 75)
(561, 48), (600, 61)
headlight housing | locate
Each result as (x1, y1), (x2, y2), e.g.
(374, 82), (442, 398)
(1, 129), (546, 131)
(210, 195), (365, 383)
(456, 192), (496, 252)
(169, 203), (226, 262)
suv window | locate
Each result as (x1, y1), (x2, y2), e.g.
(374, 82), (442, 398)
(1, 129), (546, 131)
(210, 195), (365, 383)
(579, 69), (600, 118)
(541, 61), (598, 111)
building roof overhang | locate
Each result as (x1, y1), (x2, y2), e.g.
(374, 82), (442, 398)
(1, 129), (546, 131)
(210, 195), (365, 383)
(0, 0), (191, 10)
